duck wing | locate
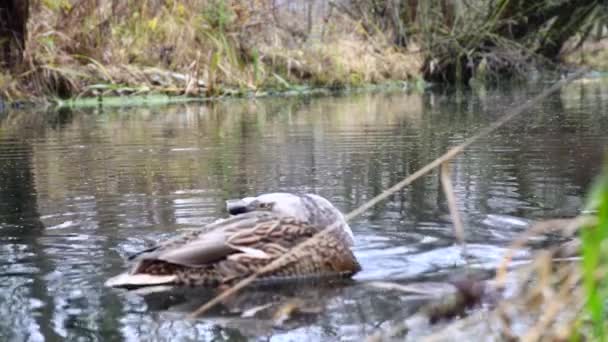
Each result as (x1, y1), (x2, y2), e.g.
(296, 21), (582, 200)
(129, 211), (279, 267)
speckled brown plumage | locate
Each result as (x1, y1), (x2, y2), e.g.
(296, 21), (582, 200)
(106, 194), (360, 288)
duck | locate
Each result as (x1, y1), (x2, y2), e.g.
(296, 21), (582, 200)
(105, 193), (361, 288)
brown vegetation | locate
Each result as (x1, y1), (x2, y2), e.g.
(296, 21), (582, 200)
(0, 0), (421, 101)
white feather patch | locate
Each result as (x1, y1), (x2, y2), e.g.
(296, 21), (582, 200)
(228, 246), (271, 259)
(104, 272), (177, 288)
(131, 285), (175, 295)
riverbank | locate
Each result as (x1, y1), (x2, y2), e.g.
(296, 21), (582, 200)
(0, 1), (421, 103)
(4, 1), (607, 104)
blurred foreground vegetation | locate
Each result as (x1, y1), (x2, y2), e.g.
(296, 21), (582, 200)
(580, 161), (608, 340)
(0, 0), (607, 101)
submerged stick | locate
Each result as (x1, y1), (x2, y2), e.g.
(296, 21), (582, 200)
(440, 162), (467, 255)
(189, 68), (589, 319)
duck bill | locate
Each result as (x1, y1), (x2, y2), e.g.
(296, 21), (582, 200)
(226, 197), (256, 215)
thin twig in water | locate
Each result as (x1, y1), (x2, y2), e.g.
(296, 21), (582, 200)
(440, 162), (467, 255)
(189, 68), (589, 319)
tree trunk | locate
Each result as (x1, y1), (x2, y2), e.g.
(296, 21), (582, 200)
(0, 0), (29, 69)
(388, 0), (407, 46)
(306, 0), (314, 39)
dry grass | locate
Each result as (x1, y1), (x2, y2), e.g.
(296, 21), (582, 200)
(0, 0), (422, 101)
(261, 25), (421, 87)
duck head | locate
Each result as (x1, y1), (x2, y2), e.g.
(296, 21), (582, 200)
(226, 192), (354, 242)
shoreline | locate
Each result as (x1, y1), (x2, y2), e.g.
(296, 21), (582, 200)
(1, 79), (425, 111)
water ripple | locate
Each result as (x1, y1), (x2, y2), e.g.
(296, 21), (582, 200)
(0, 83), (606, 339)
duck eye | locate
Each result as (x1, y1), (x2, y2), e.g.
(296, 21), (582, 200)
(258, 202), (274, 210)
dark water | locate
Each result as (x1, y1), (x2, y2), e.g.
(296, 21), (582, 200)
(1, 79), (607, 341)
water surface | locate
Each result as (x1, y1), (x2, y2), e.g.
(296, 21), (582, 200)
(1, 79), (608, 341)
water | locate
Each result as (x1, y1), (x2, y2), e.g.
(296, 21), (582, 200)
(1, 79), (607, 341)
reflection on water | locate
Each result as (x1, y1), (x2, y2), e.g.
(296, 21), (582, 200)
(1, 80), (607, 340)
